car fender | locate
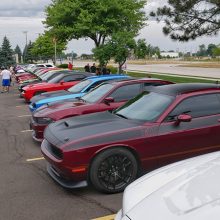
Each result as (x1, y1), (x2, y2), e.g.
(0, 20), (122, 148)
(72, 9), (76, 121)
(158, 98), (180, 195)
(88, 144), (142, 172)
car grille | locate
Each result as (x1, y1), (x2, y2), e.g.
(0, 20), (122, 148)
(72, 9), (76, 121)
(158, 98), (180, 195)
(45, 139), (63, 160)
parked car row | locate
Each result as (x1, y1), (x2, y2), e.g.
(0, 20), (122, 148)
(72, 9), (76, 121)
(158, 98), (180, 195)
(15, 66), (220, 219)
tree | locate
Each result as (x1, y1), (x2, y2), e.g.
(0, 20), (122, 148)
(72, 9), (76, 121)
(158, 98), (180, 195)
(31, 32), (67, 63)
(0, 36), (15, 67)
(135, 39), (148, 59)
(110, 32), (136, 73)
(14, 45), (22, 63)
(151, 0), (220, 41)
(212, 46), (220, 57)
(25, 41), (35, 63)
(207, 44), (217, 57)
(197, 44), (207, 57)
(45, 0), (147, 48)
(92, 44), (112, 67)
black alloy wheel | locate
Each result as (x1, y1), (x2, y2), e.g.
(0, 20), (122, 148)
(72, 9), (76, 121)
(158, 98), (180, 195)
(90, 148), (138, 193)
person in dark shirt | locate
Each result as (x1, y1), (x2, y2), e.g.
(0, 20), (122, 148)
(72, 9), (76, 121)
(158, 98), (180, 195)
(102, 65), (107, 75)
(90, 63), (96, 73)
(84, 63), (90, 72)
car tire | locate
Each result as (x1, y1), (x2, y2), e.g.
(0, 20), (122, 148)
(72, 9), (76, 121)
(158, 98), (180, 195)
(90, 147), (138, 193)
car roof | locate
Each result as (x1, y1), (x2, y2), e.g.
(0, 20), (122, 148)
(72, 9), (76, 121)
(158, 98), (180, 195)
(148, 83), (220, 96)
(84, 74), (129, 81)
(108, 77), (171, 85)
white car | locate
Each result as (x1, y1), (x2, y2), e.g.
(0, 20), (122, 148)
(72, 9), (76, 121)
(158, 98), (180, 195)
(115, 152), (220, 220)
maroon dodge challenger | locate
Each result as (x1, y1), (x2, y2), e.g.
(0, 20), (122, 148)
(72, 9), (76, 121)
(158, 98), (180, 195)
(32, 78), (172, 141)
(41, 83), (220, 193)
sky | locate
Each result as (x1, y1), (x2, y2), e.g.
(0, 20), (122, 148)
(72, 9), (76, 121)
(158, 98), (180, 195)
(0, 0), (219, 55)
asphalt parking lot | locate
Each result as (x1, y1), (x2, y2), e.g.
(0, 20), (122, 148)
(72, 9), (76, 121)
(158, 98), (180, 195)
(0, 84), (120, 220)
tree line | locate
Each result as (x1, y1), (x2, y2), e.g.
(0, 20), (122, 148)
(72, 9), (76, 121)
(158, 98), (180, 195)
(2, 0), (220, 69)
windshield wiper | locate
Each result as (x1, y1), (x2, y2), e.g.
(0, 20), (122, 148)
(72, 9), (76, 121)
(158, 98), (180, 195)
(114, 113), (128, 119)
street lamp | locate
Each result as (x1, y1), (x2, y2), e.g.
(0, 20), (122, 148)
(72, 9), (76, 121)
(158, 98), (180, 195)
(23, 31), (28, 63)
(53, 37), (57, 65)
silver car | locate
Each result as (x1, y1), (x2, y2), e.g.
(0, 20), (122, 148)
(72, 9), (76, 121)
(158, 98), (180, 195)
(115, 151), (220, 220)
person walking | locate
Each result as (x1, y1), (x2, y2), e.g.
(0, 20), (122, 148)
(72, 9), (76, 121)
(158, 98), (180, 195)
(1, 67), (12, 93)
(68, 62), (73, 70)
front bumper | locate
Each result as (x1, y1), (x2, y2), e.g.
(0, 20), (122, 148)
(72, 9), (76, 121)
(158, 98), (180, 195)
(30, 118), (46, 142)
(41, 139), (88, 189)
(47, 164), (88, 189)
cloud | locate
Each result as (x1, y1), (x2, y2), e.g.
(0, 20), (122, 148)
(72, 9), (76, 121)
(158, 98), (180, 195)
(0, 0), (51, 17)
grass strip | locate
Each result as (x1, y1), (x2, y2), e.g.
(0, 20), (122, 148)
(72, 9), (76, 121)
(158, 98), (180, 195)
(127, 71), (217, 84)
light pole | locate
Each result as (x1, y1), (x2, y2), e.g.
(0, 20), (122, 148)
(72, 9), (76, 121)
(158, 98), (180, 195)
(23, 31), (28, 63)
(53, 37), (57, 65)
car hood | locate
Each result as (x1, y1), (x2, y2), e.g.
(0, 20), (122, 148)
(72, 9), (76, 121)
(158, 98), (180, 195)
(34, 100), (85, 117)
(23, 82), (50, 90)
(121, 152), (220, 220)
(31, 90), (70, 103)
(44, 111), (144, 148)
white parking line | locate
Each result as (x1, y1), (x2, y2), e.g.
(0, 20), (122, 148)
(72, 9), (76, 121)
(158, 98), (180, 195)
(92, 215), (116, 220)
(21, 129), (33, 133)
(26, 157), (45, 162)
(18, 115), (31, 118)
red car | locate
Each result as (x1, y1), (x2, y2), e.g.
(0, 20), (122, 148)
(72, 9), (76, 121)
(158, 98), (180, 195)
(31, 78), (172, 142)
(22, 72), (93, 102)
(41, 83), (220, 193)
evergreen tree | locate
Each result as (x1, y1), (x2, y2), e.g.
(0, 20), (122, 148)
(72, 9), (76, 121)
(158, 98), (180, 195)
(0, 36), (15, 67)
(14, 45), (22, 63)
(151, 0), (220, 41)
(25, 41), (35, 63)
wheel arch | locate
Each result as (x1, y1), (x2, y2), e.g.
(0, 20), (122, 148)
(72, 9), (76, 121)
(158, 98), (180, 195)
(87, 144), (142, 183)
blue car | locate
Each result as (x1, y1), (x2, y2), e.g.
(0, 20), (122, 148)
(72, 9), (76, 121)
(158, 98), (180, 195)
(29, 74), (130, 112)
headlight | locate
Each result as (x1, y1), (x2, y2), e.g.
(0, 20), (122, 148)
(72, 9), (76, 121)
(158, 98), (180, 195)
(36, 117), (53, 124)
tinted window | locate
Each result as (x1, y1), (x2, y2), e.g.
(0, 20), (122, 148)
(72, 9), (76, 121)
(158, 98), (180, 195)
(84, 80), (106, 92)
(62, 75), (76, 82)
(68, 79), (91, 93)
(48, 74), (64, 83)
(110, 84), (141, 102)
(166, 93), (220, 121)
(83, 83), (114, 103)
(40, 71), (57, 81)
(114, 92), (174, 122)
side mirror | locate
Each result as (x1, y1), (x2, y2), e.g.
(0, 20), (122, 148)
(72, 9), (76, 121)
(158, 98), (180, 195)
(60, 80), (65, 85)
(104, 97), (114, 104)
(175, 114), (192, 125)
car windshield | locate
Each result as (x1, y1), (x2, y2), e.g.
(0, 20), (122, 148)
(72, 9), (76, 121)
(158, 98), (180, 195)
(114, 91), (174, 122)
(68, 79), (91, 93)
(48, 74), (64, 83)
(40, 71), (57, 81)
(82, 83), (114, 103)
